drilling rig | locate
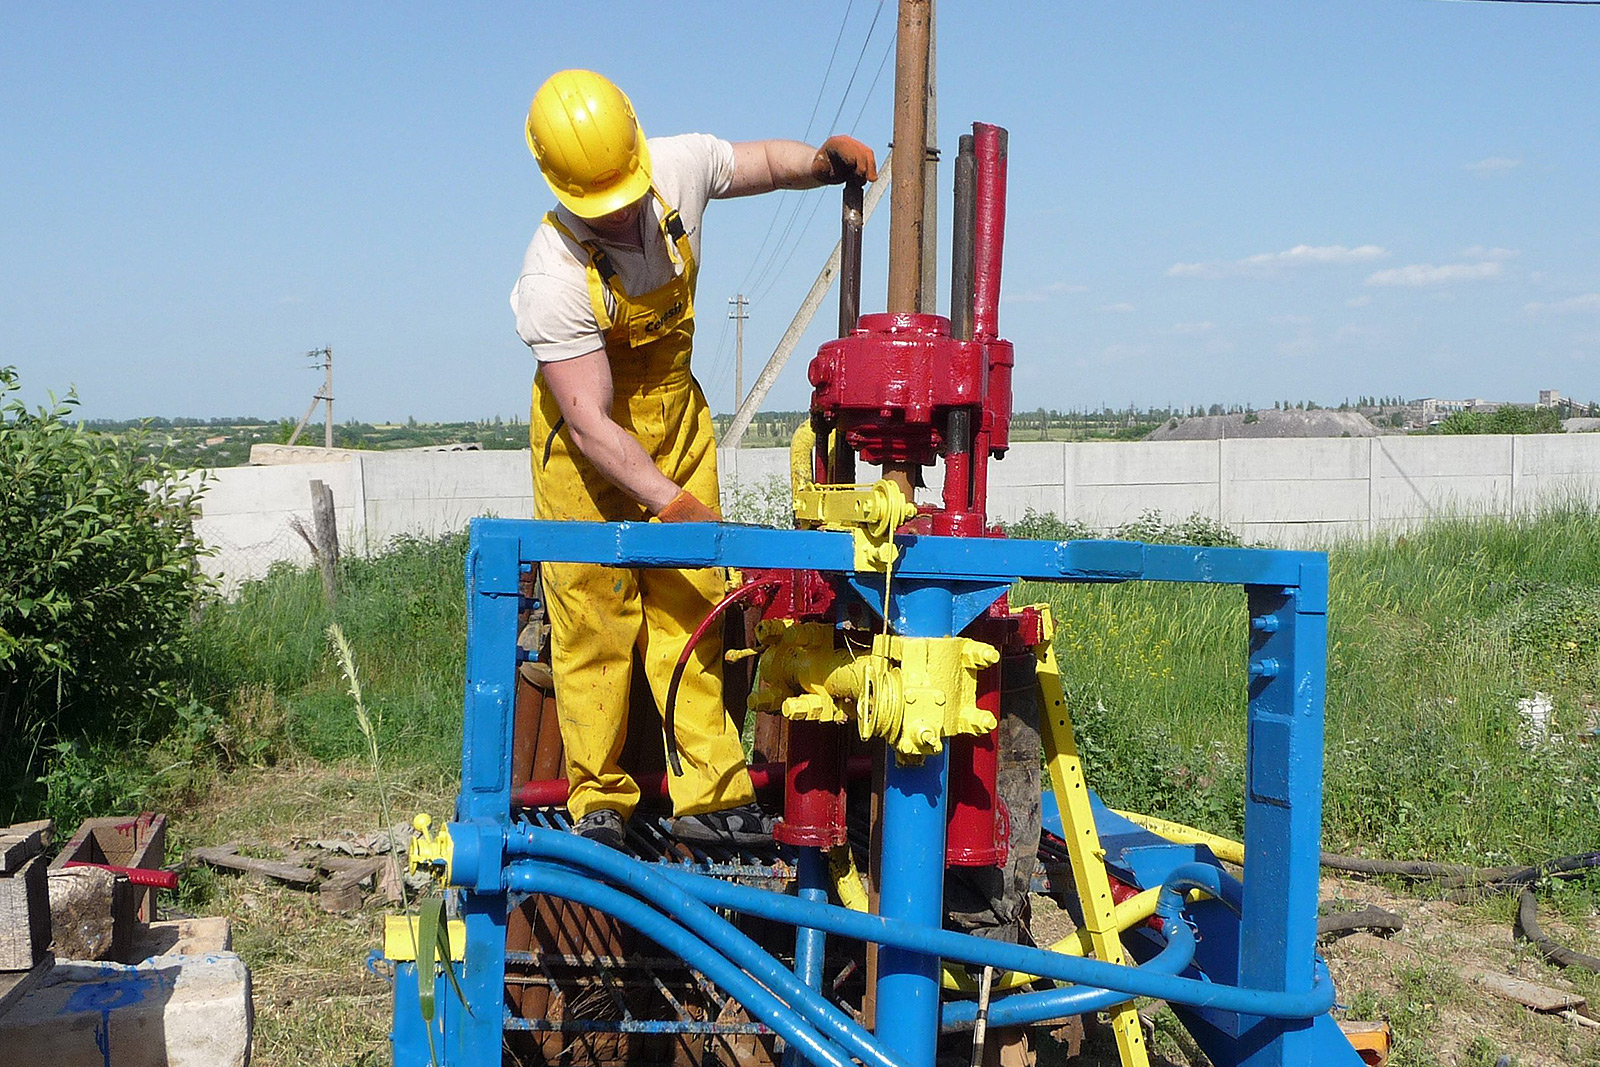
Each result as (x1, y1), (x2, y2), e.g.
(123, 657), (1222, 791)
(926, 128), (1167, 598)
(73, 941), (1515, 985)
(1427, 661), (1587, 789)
(384, 5), (1364, 1065)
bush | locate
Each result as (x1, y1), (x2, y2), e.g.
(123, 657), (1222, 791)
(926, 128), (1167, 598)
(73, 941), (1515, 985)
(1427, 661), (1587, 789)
(1431, 407), (1564, 435)
(0, 367), (211, 822)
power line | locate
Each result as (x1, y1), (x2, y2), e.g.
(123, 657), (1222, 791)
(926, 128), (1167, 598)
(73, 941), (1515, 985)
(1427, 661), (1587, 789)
(741, 2), (889, 303)
(1429, 0), (1600, 5)
(735, 2), (858, 297)
(750, 35), (896, 307)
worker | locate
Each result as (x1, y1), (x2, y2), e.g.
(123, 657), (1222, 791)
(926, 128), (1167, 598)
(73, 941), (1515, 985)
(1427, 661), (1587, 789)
(511, 70), (877, 850)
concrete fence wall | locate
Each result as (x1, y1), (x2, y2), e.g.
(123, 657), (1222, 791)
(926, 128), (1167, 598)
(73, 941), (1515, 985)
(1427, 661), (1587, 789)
(193, 434), (1600, 589)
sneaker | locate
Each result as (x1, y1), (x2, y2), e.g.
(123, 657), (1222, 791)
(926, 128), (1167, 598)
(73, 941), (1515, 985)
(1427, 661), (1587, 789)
(572, 808), (626, 851)
(671, 802), (774, 847)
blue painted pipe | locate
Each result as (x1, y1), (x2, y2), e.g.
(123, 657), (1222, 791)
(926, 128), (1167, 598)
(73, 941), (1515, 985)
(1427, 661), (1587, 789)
(940, 882), (1198, 1029)
(508, 863), (859, 1067)
(785, 847), (830, 1067)
(650, 860), (1335, 1020)
(504, 829), (902, 1067)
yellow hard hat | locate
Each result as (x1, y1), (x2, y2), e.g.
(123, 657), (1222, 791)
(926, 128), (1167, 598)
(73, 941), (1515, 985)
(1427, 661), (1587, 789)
(526, 70), (652, 218)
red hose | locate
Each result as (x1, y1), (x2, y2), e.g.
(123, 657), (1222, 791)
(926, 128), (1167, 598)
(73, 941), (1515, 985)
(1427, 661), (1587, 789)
(62, 860), (180, 891)
(662, 579), (782, 776)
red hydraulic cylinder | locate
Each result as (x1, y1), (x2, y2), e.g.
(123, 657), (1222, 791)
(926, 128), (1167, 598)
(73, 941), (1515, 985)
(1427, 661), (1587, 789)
(945, 662), (1006, 866)
(775, 720), (850, 849)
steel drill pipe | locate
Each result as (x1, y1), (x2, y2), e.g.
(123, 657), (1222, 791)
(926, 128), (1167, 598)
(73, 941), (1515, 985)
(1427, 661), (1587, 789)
(887, 0), (931, 313)
(840, 181), (865, 337)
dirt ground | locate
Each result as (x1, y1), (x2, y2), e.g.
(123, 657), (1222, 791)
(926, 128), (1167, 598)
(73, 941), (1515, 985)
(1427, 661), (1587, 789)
(175, 764), (1600, 1067)
(1028, 873), (1600, 1067)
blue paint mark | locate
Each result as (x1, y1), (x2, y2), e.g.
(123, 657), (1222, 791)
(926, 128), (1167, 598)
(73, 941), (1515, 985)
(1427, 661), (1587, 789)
(63, 968), (180, 1067)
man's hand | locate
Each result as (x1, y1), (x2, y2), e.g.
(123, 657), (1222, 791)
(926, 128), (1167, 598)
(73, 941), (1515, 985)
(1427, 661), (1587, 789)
(657, 489), (720, 523)
(812, 135), (878, 185)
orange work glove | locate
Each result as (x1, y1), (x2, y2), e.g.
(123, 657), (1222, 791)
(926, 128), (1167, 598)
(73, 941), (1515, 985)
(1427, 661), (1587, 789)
(812, 135), (878, 185)
(657, 489), (721, 523)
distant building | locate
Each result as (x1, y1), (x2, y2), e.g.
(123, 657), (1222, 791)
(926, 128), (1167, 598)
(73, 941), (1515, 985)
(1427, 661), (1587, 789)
(1538, 389), (1562, 409)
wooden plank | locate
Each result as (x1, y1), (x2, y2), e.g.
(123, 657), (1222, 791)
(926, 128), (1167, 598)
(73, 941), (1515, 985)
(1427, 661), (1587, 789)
(317, 856), (384, 913)
(189, 844), (318, 887)
(1463, 967), (1587, 1013)
(0, 854), (51, 969)
(0, 822), (51, 876)
(0, 954), (53, 1021)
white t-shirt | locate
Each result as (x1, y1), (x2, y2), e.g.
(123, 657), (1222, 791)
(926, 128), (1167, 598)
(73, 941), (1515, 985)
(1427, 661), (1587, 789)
(510, 133), (737, 363)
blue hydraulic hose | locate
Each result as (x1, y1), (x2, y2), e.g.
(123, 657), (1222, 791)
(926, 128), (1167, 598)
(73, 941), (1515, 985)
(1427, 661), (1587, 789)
(940, 876), (1200, 1030)
(504, 828), (902, 1067)
(650, 860), (1335, 1020)
(508, 863), (858, 1067)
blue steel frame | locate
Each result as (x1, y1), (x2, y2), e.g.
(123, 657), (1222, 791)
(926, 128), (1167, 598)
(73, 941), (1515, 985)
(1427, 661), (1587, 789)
(393, 517), (1356, 1067)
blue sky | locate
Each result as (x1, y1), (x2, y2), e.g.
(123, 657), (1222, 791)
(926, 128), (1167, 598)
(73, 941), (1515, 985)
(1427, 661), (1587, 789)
(3, 2), (1597, 422)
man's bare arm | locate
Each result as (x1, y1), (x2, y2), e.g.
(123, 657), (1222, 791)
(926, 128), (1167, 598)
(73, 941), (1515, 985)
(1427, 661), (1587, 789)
(538, 349), (681, 513)
(724, 137), (878, 198)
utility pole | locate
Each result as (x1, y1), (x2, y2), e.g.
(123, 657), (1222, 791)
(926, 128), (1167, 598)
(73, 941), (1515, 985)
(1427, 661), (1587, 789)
(728, 294), (748, 415)
(286, 346), (335, 448)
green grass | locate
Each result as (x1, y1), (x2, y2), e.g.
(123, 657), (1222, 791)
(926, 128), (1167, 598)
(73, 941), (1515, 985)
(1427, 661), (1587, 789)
(70, 503), (1600, 875)
(184, 532), (467, 777)
(1020, 502), (1600, 865)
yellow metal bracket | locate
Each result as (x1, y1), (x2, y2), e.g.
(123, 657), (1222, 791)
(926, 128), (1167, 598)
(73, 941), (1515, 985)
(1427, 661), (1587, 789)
(1032, 604), (1152, 1067)
(385, 915), (466, 961)
(408, 812), (454, 887)
(792, 479), (917, 572)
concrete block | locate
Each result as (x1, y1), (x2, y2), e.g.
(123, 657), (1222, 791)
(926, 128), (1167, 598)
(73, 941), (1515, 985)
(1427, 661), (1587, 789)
(1227, 478), (1368, 524)
(1071, 441), (1217, 487)
(1516, 433), (1600, 476)
(1070, 483), (1219, 529)
(1378, 435), (1512, 479)
(987, 484), (1068, 526)
(0, 953), (252, 1067)
(1372, 474), (1512, 525)
(716, 447), (789, 487)
(1222, 438), (1368, 481)
(993, 442), (1069, 486)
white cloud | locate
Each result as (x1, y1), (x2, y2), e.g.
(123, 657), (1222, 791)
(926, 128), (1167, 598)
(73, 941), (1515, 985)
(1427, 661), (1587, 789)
(1346, 295), (1372, 308)
(1464, 156), (1522, 174)
(1171, 320), (1215, 334)
(1001, 281), (1089, 304)
(1364, 261), (1503, 287)
(1098, 302), (1135, 313)
(1524, 293), (1600, 315)
(1168, 244), (1388, 280)
(1461, 245), (1518, 260)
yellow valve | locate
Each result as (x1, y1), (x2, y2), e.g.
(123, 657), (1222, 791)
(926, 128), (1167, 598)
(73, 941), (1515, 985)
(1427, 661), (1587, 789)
(749, 621), (999, 761)
(408, 813), (454, 887)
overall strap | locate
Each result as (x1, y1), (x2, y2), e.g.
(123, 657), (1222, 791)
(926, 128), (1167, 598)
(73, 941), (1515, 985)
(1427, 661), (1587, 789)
(544, 210), (622, 333)
(650, 187), (696, 279)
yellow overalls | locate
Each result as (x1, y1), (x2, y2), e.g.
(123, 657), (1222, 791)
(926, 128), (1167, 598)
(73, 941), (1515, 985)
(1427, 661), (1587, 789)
(530, 190), (755, 823)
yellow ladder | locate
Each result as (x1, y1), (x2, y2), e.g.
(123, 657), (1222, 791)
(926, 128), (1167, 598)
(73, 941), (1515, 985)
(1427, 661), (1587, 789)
(1033, 606), (1150, 1067)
